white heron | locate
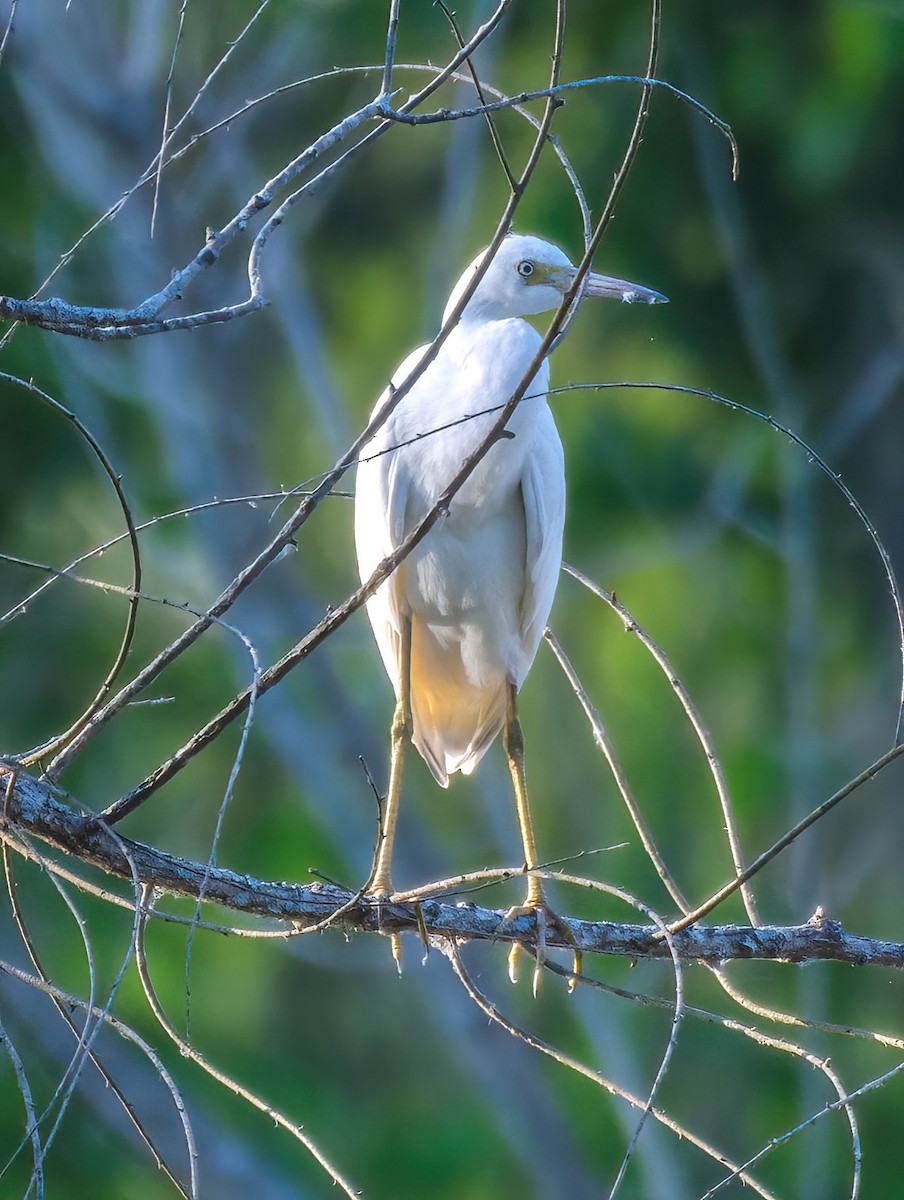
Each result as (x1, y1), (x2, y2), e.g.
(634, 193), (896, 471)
(355, 233), (665, 978)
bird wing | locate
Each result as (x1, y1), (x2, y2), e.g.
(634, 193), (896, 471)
(518, 403), (566, 665)
(355, 342), (431, 576)
(354, 344), (431, 692)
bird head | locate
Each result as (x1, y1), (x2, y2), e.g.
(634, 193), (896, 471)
(443, 233), (667, 325)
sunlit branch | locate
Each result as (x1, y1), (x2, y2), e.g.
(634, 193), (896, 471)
(3, 768), (904, 968)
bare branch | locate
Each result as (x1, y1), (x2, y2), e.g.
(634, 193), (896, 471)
(447, 944), (778, 1200)
(544, 627), (691, 913)
(0, 373), (142, 768)
(382, 74), (738, 178)
(550, 379), (904, 748)
(554, 571), (759, 924)
(3, 768), (904, 969)
(0, 1), (517, 343)
(667, 741), (904, 935)
(134, 889), (358, 1199)
(0, 957), (198, 1197)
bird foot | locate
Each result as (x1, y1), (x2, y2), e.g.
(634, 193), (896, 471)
(370, 889), (403, 976)
(389, 930), (403, 975)
(503, 898), (579, 997)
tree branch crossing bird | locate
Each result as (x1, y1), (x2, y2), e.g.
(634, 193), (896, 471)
(355, 233), (665, 983)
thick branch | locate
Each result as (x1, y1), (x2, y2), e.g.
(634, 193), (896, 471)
(2, 768), (902, 969)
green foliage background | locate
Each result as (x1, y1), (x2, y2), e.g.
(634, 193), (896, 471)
(1, 1), (903, 1197)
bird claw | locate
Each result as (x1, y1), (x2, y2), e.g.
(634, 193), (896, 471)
(505, 904), (545, 995)
(372, 891), (404, 976)
(504, 899), (574, 996)
(567, 948), (583, 994)
(390, 931), (403, 976)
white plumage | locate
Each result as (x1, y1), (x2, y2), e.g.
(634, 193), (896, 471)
(355, 234), (664, 789)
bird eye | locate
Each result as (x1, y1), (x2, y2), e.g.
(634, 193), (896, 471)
(517, 260), (534, 278)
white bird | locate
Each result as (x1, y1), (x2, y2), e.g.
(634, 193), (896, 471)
(355, 233), (665, 975)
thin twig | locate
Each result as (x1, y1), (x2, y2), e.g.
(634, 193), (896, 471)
(447, 943), (777, 1200)
(135, 887), (360, 1199)
(0, 488), (327, 628)
(0, 0), (18, 65)
(540, 954), (864, 1200)
(162, 63), (591, 239)
(555, 570), (759, 923)
(151, 0), (190, 238)
(666, 742), (904, 935)
(0, 959), (198, 1196)
(548, 379), (904, 750)
(380, 75), (737, 178)
(0, 373), (142, 770)
(380, 0), (401, 100)
(2, 838), (188, 1194)
(0, 1012), (43, 1199)
(543, 628), (691, 912)
(435, 0), (517, 190)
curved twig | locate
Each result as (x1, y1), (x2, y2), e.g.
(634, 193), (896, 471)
(447, 943), (775, 1199)
(0, 1012), (43, 1199)
(135, 887), (359, 1199)
(382, 73), (737, 179)
(543, 627), (691, 912)
(548, 379), (904, 749)
(2, 837), (187, 1194)
(0, 958), (198, 1196)
(0, 374), (142, 769)
(552, 574), (759, 923)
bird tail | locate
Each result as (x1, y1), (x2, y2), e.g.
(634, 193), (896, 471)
(409, 616), (506, 787)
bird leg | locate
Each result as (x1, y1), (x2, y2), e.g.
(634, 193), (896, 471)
(502, 682), (577, 994)
(371, 617), (412, 973)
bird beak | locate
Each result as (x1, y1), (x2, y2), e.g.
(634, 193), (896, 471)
(578, 270), (668, 305)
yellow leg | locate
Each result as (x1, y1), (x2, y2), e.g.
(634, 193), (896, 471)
(372, 618), (412, 972)
(503, 683), (546, 992)
(503, 684), (578, 994)
(503, 683), (544, 907)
